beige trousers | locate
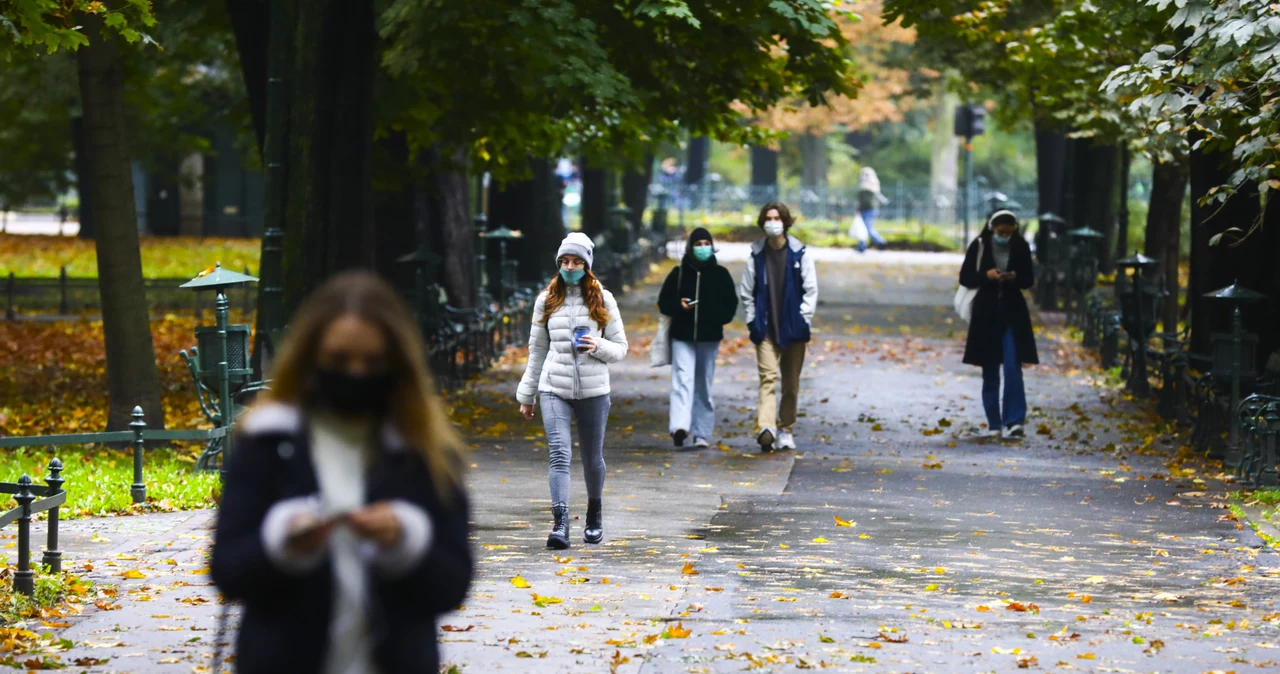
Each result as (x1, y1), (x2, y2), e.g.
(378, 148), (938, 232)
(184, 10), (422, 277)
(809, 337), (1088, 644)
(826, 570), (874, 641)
(755, 340), (806, 431)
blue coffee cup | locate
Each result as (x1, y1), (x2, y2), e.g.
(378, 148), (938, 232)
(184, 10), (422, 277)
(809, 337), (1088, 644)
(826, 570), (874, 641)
(573, 326), (591, 351)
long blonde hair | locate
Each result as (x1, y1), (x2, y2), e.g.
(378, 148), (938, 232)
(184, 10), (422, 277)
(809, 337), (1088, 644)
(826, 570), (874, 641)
(542, 267), (610, 327)
(260, 271), (464, 499)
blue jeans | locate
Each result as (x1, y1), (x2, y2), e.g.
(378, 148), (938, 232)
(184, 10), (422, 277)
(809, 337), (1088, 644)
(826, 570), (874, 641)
(982, 328), (1026, 430)
(857, 208), (887, 251)
(670, 340), (719, 439)
(540, 392), (610, 507)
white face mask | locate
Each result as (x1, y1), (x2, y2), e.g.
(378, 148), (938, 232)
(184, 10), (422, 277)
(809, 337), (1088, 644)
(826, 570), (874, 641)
(763, 221), (785, 237)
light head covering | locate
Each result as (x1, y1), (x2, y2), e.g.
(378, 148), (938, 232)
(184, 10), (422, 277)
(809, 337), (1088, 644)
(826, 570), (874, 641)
(556, 232), (595, 269)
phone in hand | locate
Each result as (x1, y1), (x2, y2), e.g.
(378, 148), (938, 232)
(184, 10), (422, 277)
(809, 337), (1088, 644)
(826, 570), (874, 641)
(285, 511), (348, 547)
(684, 298), (699, 306)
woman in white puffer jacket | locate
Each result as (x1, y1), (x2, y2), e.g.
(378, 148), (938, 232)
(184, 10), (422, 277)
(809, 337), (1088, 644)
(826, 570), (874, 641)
(517, 232), (628, 549)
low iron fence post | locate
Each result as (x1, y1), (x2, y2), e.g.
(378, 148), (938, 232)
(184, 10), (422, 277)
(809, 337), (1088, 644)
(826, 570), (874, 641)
(42, 459), (63, 573)
(14, 475), (34, 595)
(5, 271), (13, 320)
(58, 266), (69, 315)
(130, 406), (147, 504)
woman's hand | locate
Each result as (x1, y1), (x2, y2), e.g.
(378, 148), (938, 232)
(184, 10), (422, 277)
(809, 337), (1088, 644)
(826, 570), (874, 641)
(347, 502), (402, 549)
(578, 335), (599, 354)
(520, 403), (535, 420)
(284, 512), (335, 556)
(986, 268), (1003, 281)
(680, 298), (694, 311)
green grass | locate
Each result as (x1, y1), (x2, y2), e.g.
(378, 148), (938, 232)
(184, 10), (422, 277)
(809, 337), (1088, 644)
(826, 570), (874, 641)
(0, 448), (219, 518)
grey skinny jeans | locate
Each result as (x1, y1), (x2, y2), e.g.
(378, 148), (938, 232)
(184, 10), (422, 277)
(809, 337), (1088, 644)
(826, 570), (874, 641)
(540, 391), (611, 508)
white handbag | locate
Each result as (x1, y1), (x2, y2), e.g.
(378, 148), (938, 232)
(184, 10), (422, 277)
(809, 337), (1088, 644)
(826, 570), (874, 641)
(953, 238), (983, 323)
(649, 266), (682, 367)
(848, 211), (869, 244)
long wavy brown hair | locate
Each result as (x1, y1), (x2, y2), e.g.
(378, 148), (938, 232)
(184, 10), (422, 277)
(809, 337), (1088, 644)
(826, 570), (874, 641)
(541, 266), (610, 327)
(258, 271), (464, 499)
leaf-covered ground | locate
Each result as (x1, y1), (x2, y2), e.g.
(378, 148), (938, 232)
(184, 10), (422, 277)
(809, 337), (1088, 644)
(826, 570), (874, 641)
(0, 233), (260, 278)
(0, 316), (223, 516)
(6, 252), (1276, 673)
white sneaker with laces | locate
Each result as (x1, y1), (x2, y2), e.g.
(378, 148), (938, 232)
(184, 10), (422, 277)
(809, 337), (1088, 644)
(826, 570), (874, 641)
(777, 430), (797, 450)
(693, 437), (710, 448)
(1002, 424), (1025, 439)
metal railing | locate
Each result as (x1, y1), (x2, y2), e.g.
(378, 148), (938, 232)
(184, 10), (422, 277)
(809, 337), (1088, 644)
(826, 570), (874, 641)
(0, 461), (66, 595)
(0, 406), (228, 504)
(3, 267), (258, 319)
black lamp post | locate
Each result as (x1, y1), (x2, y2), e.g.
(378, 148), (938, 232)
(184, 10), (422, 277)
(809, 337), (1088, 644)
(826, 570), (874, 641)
(1067, 226), (1105, 327)
(1204, 280), (1268, 465)
(1116, 252), (1161, 396)
(479, 226), (523, 312)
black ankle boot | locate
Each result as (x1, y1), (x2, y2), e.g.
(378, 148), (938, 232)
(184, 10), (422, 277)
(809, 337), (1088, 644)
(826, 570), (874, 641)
(584, 499), (603, 544)
(547, 504), (570, 550)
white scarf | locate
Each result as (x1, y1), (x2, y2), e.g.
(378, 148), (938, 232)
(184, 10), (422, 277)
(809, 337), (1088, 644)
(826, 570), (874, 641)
(311, 415), (379, 674)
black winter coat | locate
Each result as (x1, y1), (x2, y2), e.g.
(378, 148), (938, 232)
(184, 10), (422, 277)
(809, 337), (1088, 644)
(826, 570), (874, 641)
(211, 405), (473, 674)
(657, 257), (738, 342)
(960, 231), (1039, 367)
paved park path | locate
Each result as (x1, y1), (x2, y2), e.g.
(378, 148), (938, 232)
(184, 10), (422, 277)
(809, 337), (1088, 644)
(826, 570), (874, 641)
(34, 249), (1279, 673)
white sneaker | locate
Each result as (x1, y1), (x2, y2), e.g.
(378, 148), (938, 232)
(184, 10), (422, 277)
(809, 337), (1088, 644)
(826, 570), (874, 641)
(693, 437), (710, 448)
(777, 430), (797, 450)
(975, 428), (1001, 439)
(1002, 424), (1025, 439)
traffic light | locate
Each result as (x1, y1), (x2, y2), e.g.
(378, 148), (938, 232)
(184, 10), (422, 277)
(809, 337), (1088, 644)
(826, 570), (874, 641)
(953, 104), (987, 139)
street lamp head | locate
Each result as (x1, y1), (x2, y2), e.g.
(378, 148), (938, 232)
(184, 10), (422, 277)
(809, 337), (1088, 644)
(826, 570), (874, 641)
(179, 262), (259, 293)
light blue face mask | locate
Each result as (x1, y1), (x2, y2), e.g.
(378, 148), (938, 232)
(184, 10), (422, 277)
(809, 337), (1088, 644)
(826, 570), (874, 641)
(559, 267), (585, 284)
(692, 245), (713, 262)
(993, 234), (1012, 245)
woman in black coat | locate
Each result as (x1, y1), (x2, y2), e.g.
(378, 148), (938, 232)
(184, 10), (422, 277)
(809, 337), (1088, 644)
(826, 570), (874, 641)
(211, 271), (472, 674)
(657, 227), (738, 447)
(959, 210), (1039, 439)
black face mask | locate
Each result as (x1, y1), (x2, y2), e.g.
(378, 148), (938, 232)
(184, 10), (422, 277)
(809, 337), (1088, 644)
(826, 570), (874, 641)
(312, 368), (393, 416)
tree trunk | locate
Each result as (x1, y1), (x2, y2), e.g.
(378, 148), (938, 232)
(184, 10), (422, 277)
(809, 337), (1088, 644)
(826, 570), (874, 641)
(1084, 142), (1119, 272)
(226, 0), (269, 156)
(580, 160), (608, 238)
(1143, 158), (1188, 334)
(684, 136), (708, 185)
(76, 15), (165, 432)
(371, 131), (416, 289)
(71, 115), (94, 239)
(492, 158), (562, 285)
(279, 0), (376, 320)
(1033, 123), (1068, 218)
(750, 145), (778, 188)
(798, 132), (827, 188)
(929, 83), (959, 224)
(1187, 145), (1270, 356)
(424, 152), (474, 307)
(621, 155), (653, 235)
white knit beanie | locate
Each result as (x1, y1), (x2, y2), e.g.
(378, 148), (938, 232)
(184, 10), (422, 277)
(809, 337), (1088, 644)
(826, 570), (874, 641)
(556, 232), (595, 269)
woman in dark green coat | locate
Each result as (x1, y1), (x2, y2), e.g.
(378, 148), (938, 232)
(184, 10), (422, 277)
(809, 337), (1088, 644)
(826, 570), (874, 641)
(657, 228), (738, 447)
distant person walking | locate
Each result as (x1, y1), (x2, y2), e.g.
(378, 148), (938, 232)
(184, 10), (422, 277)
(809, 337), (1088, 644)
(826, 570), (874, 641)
(856, 167), (889, 252)
(211, 271), (472, 674)
(739, 202), (818, 452)
(958, 210), (1038, 439)
(658, 227), (738, 448)
(517, 232), (629, 549)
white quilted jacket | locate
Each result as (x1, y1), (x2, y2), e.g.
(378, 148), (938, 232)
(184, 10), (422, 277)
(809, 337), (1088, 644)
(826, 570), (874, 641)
(516, 284), (629, 405)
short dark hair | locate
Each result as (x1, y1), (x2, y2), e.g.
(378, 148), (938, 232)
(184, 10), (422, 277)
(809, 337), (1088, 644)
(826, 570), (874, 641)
(757, 202), (794, 231)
